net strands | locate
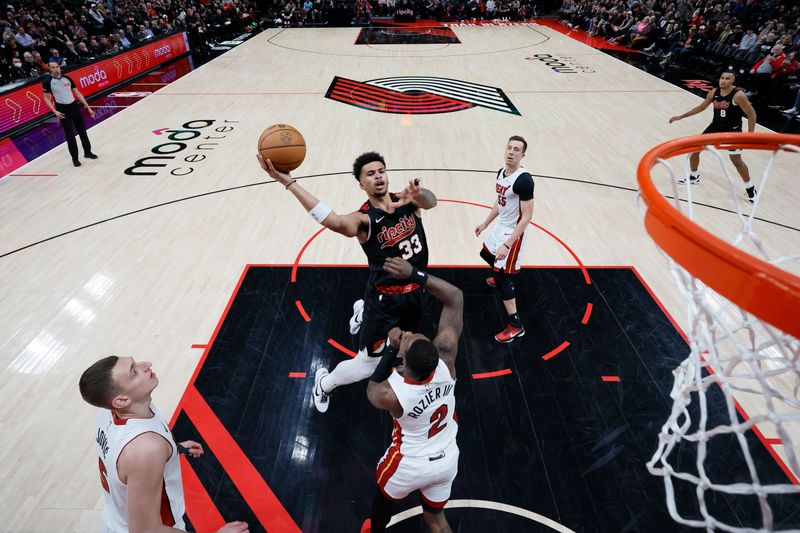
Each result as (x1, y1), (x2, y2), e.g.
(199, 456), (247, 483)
(637, 133), (800, 532)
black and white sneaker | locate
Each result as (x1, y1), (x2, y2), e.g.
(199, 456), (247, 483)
(349, 299), (364, 335)
(678, 174), (700, 185)
(746, 186), (757, 204)
(313, 368), (330, 413)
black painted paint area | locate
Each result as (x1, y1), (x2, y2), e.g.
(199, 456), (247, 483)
(355, 27), (461, 45)
(181, 266), (797, 532)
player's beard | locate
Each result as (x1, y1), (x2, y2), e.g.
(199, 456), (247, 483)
(373, 189), (388, 197)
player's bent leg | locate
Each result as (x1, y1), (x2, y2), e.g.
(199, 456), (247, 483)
(314, 348), (378, 413)
(729, 154), (757, 202)
(369, 488), (396, 533)
(494, 270), (525, 343)
(421, 507), (452, 533)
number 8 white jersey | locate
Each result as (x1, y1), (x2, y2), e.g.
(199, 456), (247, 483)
(387, 359), (457, 457)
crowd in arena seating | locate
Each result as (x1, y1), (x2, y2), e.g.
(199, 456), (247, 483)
(559, 0), (800, 112)
(0, 0), (260, 86)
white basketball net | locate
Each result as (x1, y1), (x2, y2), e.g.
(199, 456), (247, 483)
(639, 140), (800, 532)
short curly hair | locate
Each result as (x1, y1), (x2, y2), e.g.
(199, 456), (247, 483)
(352, 151), (386, 181)
(406, 339), (439, 379)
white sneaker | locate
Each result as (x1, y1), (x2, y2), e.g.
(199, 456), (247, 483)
(313, 368), (330, 413)
(780, 107), (798, 115)
(746, 186), (757, 204)
(349, 299), (364, 335)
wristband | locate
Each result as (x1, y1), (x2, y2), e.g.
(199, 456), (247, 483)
(410, 267), (429, 286)
(308, 201), (332, 224)
(502, 243), (511, 250)
(285, 179), (297, 189)
(370, 343), (398, 383)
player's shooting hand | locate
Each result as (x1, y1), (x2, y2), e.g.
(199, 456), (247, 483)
(257, 154), (293, 186)
(178, 440), (204, 458)
(383, 256), (413, 279)
(215, 521), (249, 533)
(389, 178), (421, 208)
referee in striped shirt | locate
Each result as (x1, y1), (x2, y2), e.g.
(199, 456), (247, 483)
(42, 61), (98, 167)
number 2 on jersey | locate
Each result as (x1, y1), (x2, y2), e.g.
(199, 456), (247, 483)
(428, 404), (449, 439)
(398, 234), (423, 260)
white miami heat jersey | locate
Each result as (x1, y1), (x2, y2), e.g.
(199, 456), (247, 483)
(495, 166), (534, 227)
(387, 359), (457, 457)
(95, 405), (185, 532)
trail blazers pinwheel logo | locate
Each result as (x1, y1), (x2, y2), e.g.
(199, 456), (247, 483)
(325, 76), (520, 115)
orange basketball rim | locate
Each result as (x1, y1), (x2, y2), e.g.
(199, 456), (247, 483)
(637, 132), (800, 338)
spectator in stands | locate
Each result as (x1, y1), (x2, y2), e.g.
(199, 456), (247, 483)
(48, 48), (65, 67)
(21, 50), (42, 77)
(63, 41), (80, 63)
(7, 56), (27, 81)
(117, 30), (131, 48)
(76, 41), (92, 60)
(727, 24), (743, 46)
(738, 26), (757, 49)
(748, 44), (786, 98)
(14, 25), (34, 49)
(31, 50), (47, 71)
(716, 23), (734, 44)
(628, 15), (658, 50)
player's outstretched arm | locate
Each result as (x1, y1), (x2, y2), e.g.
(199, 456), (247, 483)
(257, 155), (365, 238)
(367, 327), (403, 417)
(669, 89), (715, 123)
(383, 258), (463, 377)
(390, 178), (437, 210)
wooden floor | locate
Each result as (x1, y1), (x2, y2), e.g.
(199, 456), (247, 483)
(0, 24), (797, 531)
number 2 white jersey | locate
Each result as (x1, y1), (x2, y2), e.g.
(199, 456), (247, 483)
(387, 359), (457, 457)
(95, 405), (186, 532)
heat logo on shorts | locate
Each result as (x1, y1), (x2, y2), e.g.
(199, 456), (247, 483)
(325, 76), (520, 115)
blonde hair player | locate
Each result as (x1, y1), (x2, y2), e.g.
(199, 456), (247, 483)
(474, 135), (535, 343)
(364, 257), (463, 533)
(79, 356), (248, 533)
(669, 69), (758, 203)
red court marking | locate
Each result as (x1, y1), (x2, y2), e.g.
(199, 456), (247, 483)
(601, 375), (621, 382)
(328, 338), (357, 358)
(534, 19), (639, 52)
(191, 344), (208, 349)
(288, 372), (307, 378)
(581, 302), (593, 325)
(438, 199), (591, 285)
(170, 265), (251, 427)
(180, 455), (226, 532)
(182, 386), (301, 532)
(472, 369), (513, 380)
(8, 173), (58, 176)
(295, 300), (311, 322)
(542, 341), (570, 361)
(291, 227), (327, 282)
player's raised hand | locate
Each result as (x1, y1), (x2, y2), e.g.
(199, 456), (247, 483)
(383, 257), (413, 279)
(215, 521), (249, 533)
(178, 440), (204, 458)
(390, 178), (421, 208)
(257, 154), (293, 186)
(388, 326), (403, 348)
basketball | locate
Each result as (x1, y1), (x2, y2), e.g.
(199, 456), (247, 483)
(258, 124), (306, 173)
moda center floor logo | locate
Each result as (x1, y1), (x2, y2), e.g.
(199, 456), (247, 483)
(125, 119), (239, 176)
(326, 76), (520, 115)
(525, 54), (596, 74)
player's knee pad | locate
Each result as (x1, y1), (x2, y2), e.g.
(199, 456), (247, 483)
(479, 247), (495, 266)
(494, 270), (515, 301)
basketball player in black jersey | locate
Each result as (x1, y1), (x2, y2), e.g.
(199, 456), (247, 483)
(669, 70), (759, 203)
(257, 152), (438, 413)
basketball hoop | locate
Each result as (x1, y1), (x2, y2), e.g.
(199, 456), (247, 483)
(637, 132), (800, 532)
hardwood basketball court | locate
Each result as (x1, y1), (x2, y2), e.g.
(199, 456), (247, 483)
(1, 22), (797, 532)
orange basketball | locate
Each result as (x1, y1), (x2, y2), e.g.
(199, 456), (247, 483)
(258, 124), (306, 173)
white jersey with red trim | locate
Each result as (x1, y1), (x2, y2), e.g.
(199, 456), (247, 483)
(95, 404), (185, 532)
(387, 359), (457, 457)
(495, 166), (531, 228)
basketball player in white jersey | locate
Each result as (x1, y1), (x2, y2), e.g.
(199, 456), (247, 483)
(364, 257), (463, 533)
(79, 356), (248, 533)
(475, 136), (534, 343)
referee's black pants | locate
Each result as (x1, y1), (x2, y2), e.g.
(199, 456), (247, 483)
(56, 102), (92, 161)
